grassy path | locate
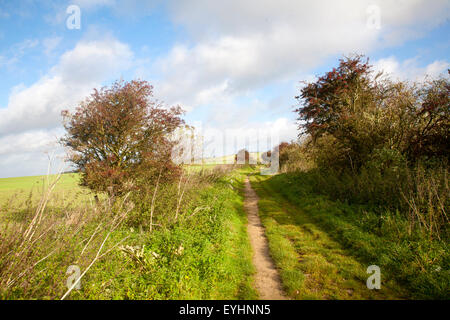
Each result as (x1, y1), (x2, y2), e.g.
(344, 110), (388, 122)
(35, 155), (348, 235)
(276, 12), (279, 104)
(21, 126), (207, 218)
(244, 176), (287, 300)
(249, 173), (404, 300)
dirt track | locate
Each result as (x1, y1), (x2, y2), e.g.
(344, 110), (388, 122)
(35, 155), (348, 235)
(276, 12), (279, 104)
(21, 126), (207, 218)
(244, 176), (287, 300)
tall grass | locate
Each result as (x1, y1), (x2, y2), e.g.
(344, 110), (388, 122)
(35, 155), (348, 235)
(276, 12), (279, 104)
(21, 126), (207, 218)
(0, 164), (255, 299)
(402, 165), (449, 241)
(0, 172), (133, 299)
(258, 171), (449, 298)
(298, 164), (449, 241)
(277, 142), (449, 298)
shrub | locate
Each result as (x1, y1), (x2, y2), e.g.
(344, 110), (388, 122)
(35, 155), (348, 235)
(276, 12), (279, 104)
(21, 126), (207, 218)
(61, 80), (185, 197)
(278, 141), (313, 172)
(287, 55), (449, 241)
(295, 56), (449, 171)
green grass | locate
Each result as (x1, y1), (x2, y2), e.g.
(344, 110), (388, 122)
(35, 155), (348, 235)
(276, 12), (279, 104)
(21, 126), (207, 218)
(68, 169), (257, 299)
(6, 165), (443, 299)
(0, 173), (80, 191)
(249, 172), (406, 300)
(0, 173), (93, 205)
(1, 168), (257, 300)
(250, 171), (449, 299)
(183, 163), (219, 173)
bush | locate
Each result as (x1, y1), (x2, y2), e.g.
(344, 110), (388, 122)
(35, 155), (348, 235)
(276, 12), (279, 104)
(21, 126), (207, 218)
(286, 55), (449, 241)
(278, 141), (313, 172)
(61, 79), (185, 197)
(295, 55), (449, 171)
(260, 172), (449, 298)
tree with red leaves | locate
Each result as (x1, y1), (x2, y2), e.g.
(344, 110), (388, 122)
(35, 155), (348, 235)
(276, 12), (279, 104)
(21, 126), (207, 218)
(295, 55), (373, 140)
(61, 80), (185, 196)
(406, 74), (450, 161)
(295, 55), (449, 170)
(295, 55), (387, 169)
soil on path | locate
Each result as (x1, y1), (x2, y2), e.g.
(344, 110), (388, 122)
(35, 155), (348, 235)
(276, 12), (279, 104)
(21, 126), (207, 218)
(244, 176), (287, 300)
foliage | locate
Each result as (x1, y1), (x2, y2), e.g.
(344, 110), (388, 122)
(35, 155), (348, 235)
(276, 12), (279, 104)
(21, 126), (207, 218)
(61, 80), (185, 197)
(295, 55), (449, 170)
(405, 75), (450, 161)
(270, 55), (450, 299)
(289, 55), (449, 239)
(0, 166), (257, 299)
(252, 172), (449, 299)
(250, 173), (405, 299)
(278, 141), (313, 172)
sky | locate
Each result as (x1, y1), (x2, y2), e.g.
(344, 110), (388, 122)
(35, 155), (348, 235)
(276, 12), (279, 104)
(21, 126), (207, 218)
(0, 0), (449, 178)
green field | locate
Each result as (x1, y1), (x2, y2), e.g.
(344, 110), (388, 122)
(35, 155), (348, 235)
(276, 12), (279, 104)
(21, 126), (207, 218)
(0, 163), (228, 204)
(0, 173), (92, 206)
(0, 164), (222, 204)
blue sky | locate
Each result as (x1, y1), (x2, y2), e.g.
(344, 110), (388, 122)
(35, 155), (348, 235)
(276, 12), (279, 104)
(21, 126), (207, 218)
(0, 0), (449, 177)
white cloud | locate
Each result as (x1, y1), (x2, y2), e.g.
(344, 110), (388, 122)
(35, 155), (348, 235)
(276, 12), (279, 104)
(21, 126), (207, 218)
(2, 0), (449, 177)
(373, 56), (449, 81)
(0, 37), (133, 177)
(0, 38), (39, 69)
(14, 39), (40, 55)
(167, 0), (449, 42)
(73, 0), (116, 9)
(194, 117), (298, 159)
(151, 0), (448, 165)
(424, 60), (450, 78)
(0, 37), (133, 135)
(153, 0), (449, 108)
(155, 20), (376, 105)
(0, 128), (63, 156)
(0, 128), (66, 178)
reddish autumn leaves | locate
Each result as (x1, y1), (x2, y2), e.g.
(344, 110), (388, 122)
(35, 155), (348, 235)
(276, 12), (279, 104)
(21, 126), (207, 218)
(295, 55), (373, 139)
(295, 55), (449, 170)
(409, 74), (450, 160)
(61, 80), (185, 196)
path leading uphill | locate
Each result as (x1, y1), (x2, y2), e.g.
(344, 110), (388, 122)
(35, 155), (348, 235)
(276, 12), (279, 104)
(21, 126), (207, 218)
(244, 176), (287, 300)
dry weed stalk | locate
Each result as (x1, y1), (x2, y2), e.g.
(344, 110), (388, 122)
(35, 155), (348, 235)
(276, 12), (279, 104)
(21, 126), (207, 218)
(149, 169), (162, 232)
(401, 166), (449, 240)
(0, 164), (135, 299)
(174, 172), (191, 222)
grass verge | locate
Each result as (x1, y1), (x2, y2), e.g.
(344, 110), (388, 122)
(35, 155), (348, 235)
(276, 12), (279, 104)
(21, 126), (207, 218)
(249, 172), (406, 300)
(250, 171), (449, 299)
(1, 168), (257, 300)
